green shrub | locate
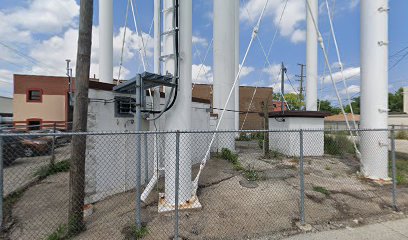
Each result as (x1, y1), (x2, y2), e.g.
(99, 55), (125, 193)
(324, 135), (355, 156)
(313, 186), (330, 196)
(396, 131), (408, 140)
(244, 167), (259, 181)
(34, 160), (70, 180)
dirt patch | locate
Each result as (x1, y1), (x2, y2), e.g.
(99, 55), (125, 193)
(6, 140), (408, 240)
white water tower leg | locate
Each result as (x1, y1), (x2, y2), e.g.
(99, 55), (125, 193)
(234, 0), (240, 135)
(306, 0), (318, 111)
(99, 0), (113, 84)
(213, 0), (236, 151)
(360, 0), (389, 180)
(162, 0), (195, 209)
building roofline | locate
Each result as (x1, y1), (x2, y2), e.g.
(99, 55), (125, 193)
(192, 83), (273, 89)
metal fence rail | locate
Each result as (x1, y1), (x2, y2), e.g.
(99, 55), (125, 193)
(0, 129), (407, 239)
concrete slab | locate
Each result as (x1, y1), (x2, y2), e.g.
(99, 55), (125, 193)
(282, 219), (408, 240)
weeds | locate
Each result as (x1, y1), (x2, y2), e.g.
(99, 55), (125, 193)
(123, 225), (149, 240)
(220, 148), (243, 170)
(396, 131), (408, 140)
(243, 166), (259, 181)
(313, 186), (330, 196)
(325, 165), (331, 171)
(236, 133), (251, 141)
(324, 134), (355, 157)
(34, 160), (70, 180)
(47, 224), (68, 240)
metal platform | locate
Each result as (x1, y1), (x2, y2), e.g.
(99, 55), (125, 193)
(113, 71), (177, 94)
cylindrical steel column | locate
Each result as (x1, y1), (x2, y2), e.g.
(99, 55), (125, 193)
(164, 0), (193, 206)
(360, 0), (389, 179)
(234, 0), (240, 134)
(99, 0), (113, 83)
(213, 0), (236, 150)
(306, 0), (318, 111)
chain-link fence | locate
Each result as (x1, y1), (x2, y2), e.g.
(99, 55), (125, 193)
(0, 128), (407, 239)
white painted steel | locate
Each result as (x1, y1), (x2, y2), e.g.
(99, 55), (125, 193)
(99, 0), (113, 83)
(306, 0), (318, 111)
(360, 0), (389, 179)
(164, 0), (193, 205)
(213, 0), (236, 151)
(234, 0), (240, 134)
(141, 0), (162, 203)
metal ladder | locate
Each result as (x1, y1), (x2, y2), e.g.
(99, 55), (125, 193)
(159, 0), (179, 80)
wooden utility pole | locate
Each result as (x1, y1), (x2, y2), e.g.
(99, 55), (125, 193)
(296, 63), (306, 106)
(262, 100), (270, 157)
(69, 0), (93, 235)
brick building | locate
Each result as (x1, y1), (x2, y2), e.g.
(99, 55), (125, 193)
(192, 83), (277, 130)
(13, 74), (114, 130)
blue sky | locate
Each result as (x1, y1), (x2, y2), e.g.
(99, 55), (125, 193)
(0, 0), (407, 107)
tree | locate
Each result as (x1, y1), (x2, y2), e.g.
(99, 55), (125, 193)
(273, 93), (305, 110)
(389, 87), (404, 112)
(318, 100), (341, 114)
(69, 0), (93, 235)
(344, 97), (360, 114)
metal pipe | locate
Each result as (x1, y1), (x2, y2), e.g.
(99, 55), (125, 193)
(0, 136), (3, 229)
(135, 75), (142, 229)
(99, 0), (113, 83)
(391, 125), (398, 211)
(305, 0), (318, 111)
(174, 131), (180, 239)
(360, 0), (389, 179)
(299, 129), (305, 225)
(144, 133), (148, 185)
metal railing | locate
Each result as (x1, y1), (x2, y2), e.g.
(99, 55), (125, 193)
(0, 128), (406, 239)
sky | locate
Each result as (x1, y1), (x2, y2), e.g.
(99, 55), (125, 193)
(0, 0), (407, 108)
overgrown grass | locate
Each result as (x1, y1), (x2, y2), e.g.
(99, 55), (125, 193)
(122, 225), (149, 240)
(389, 151), (408, 185)
(265, 150), (284, 159)
(243, 167), (259, 181)
(396, 131), (408, 140)
(220, 148), (244, 171)
(34, 160), (70, 180)
(47, 224), (68, 240)
(313, 186), (330, 196)
(324, 134), (355, 157)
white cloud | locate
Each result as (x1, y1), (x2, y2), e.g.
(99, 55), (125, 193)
(290, 29), (306, 44)
(340, 84), (360, 95)
(6, 0), (79, 33)
(192, 64), (213, 83)
(192, 36), (208, 47)
(239, 65), (255, 78)
(322, 67), (360, 84)
(0, 69), (13, 97)
(349, 0), (360, 10)
(28, 26), (154, 78)
(262, 64), (281, 78)
(241, 0), (306, 43)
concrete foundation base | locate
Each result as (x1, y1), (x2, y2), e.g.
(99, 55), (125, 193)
(158, 193), (202, 213)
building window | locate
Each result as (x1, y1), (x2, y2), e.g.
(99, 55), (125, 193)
(27, 119), (42, 130)
(27, 89), (43, 102)
(114, 96), (135, 118)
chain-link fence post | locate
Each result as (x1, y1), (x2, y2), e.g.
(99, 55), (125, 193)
(174, 131), (180, 240)
(0, 136), (3, 229)
(144, 133), (148, 184)
(299, 129), (305, 225)
(50, 122), (56, 166)
(390, 125), (398, 211)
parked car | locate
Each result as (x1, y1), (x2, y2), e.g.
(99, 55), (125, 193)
(3, 136), (24, 166)
(33, 129), (71, 146)
(19, 135), (53, 157)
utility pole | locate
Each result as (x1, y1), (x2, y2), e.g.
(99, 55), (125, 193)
(296, 63), (306, 108)
(69, 0), (93, 235)
(281, 62), (287, 114)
